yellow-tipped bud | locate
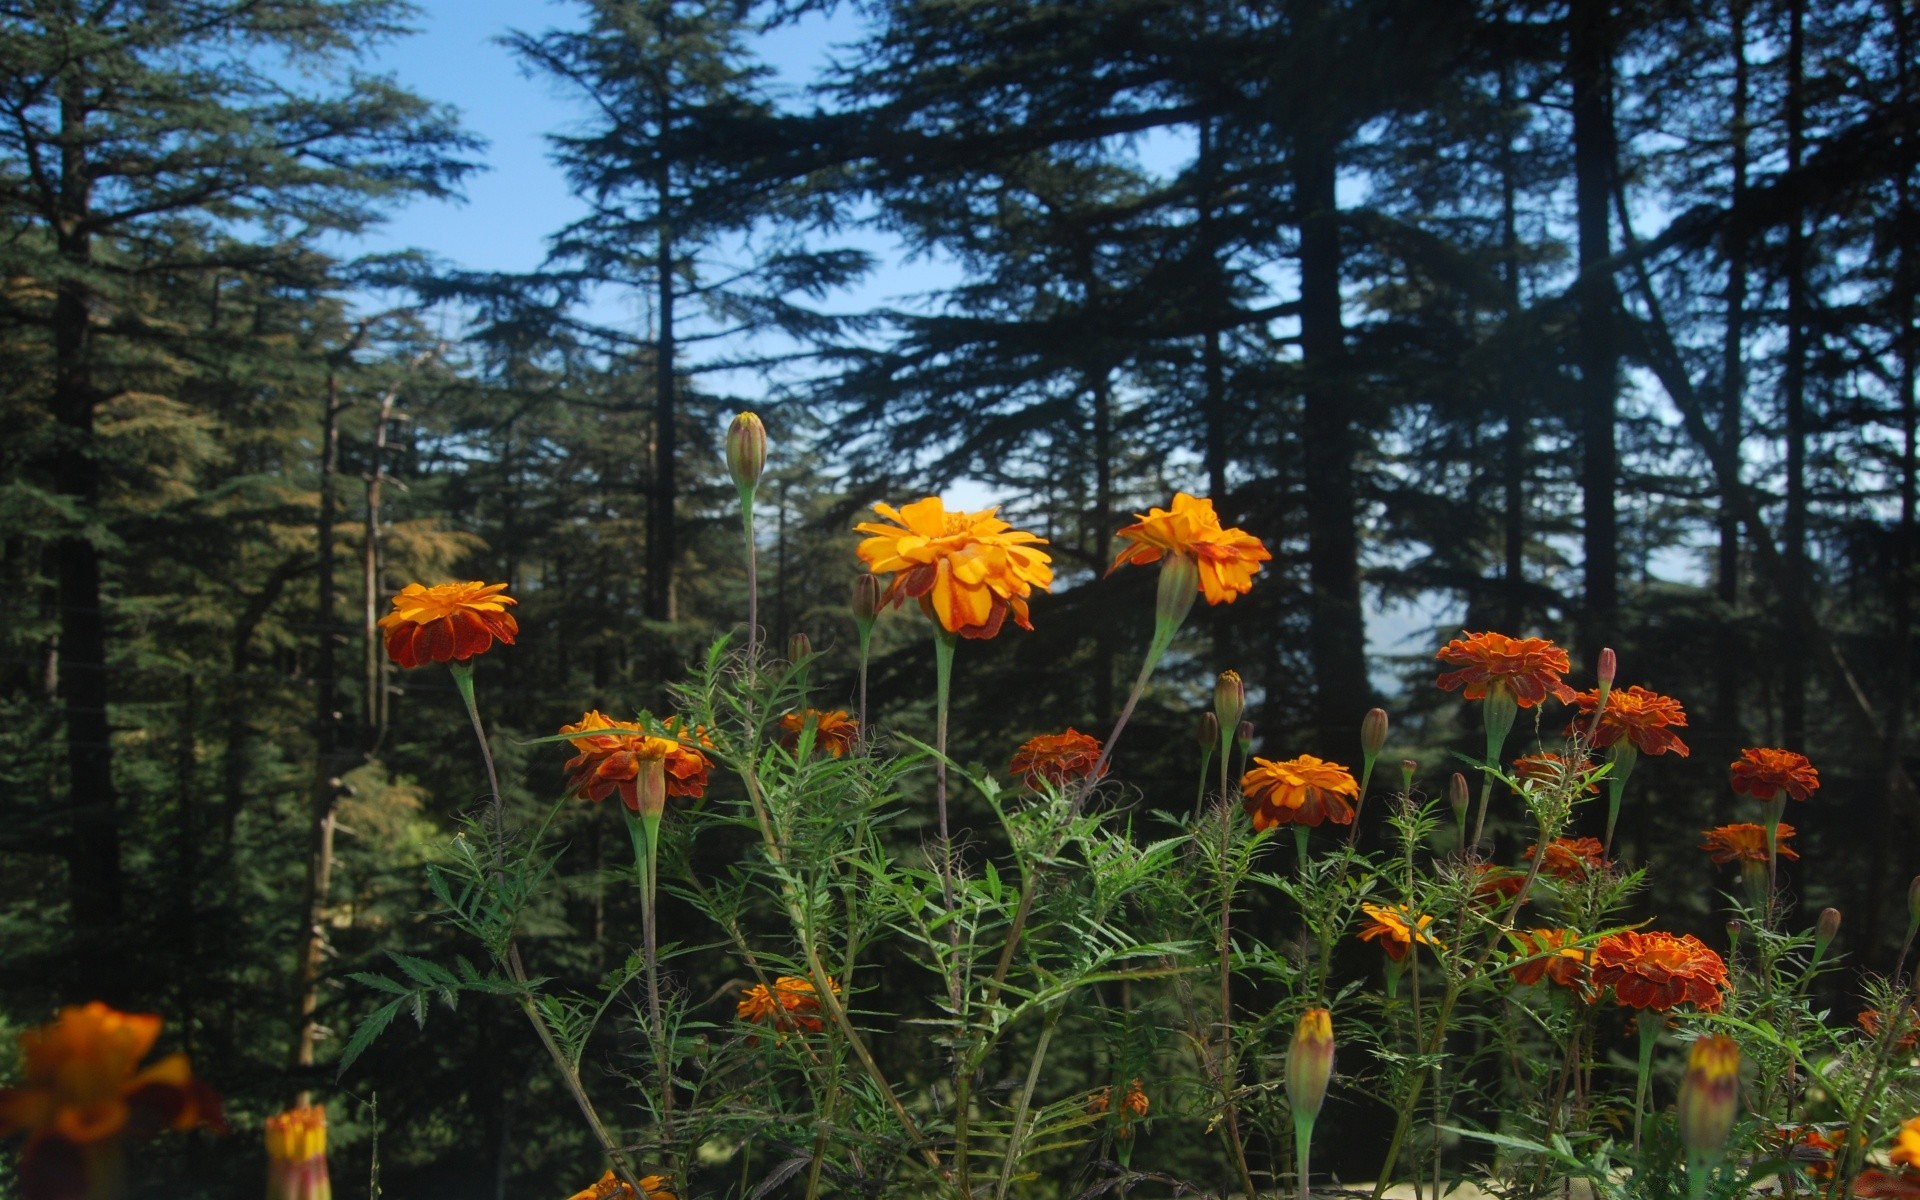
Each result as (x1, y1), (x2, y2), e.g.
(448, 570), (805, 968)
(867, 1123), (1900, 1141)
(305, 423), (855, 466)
(1676, 1034), (1741, 1164)
(726, 412), (767, 495)
(1213, 671), (1245, 735)
(1286, 1007), (1335, 1121)
(266, 1105), (331, 1200)
(1361, 708), (1389, 760)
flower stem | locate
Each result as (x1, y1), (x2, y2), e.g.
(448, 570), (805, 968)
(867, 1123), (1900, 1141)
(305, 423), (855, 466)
(1631, 1008), (1659, 1156)
(856, 622), (873, 750)
(933, 627), (959, 916)
(627, 811), (674, 1137)
(741, 497), (759, 667)
(993, 1004), (1063, 1200)
(450, 662), (505, 856)
(1216, 805), (1260, 1200)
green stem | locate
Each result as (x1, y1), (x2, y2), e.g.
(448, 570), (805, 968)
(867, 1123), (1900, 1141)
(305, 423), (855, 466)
(1295, 1111), (1316, 1200)
(628, 811), (673, 1136)
(994, 1005), (1063, 1200)
(1217, 801), (1260, 1200)
(931, 626), (969, 1197)
(856, 623), (873, 748)
(1632, 1009), (1659, 1156)
(742, 497), (758, 666)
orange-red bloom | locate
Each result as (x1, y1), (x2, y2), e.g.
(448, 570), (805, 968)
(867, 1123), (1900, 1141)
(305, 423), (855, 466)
(1700, 823), (1798, 866)
(559, 710), (711, 811)
(1471, 865), (1529, 907)
(1357, 903), (1442, 962)
(1566, 685), (1690, 756)
(1856, 1170), (1920, 1199)
(1511, 752), (1598, 794)
(855, 498), (1053, 638)
(1589, 931), (1728, 1013)
(775, 709), (859, 758)
(1894, 1117), (1920, 1171)
(265, 1105), (329, 1200)
(1860, 1010), (1920, 1050)
(1508, 928), (1592, 995)
(1106, 493), (1271, 605)
(1240, 755), (1360, 830)
(737, 976), (839, 1037)
(1729, 748), (1820, 802)
(1775, 1125), (1847, 1181)
(0, 1003), (222, 1200)
(564, 1169), (678, 1200)
(1009, 729), (1107, 789)
(377, 581), (518, 669)
(1525, 837), (1609, 882)
(1434, 632), (1577, 708)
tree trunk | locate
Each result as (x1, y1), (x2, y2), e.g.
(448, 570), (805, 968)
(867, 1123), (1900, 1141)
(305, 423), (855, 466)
(1717, 0), (1751, 740)
(1499, 65), (1528, 632)
(1782, 0), (1810, 747)
(363, 384), (398, 751)
(647, 91), (678, 624)
(1091, 362), (1116, 724)
(1571, 0), (1620, 648)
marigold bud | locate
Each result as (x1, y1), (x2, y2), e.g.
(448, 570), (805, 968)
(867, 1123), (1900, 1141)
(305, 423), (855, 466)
(1449, 772), (1469, 824)
(726, 411), (767, 495)
(1597, 647), (1617, 688)
(1214, 670), (1245, 734)
(1154, 553), (1201, 634)
(634, 757), (668, 821)
(1726, 919), (1743, 948)
(852, 574), (883, 625)
(787, 631), (812, 663)
(1400, 758), (1418, 791)
(1816, 907), (1842, 952)
(1236, 721), (1254, 755)
(1676, 1034), (1741, 1164)
(1197, 711), (1220, 750)
(1286, 1007), (1335, 1120)
(1361, 708), (1389, 760)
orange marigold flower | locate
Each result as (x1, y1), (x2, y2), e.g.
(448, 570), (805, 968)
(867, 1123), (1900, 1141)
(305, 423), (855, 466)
(1511, 752), (1598, 794)
(1525, 837), (1609, 882)
(1106, 492), (1271, 605)
(1009, 729), (1107, 789)
(1855, 1169), (1920, 1200)
(1471, 864), (1529, 907)
(1508, 928), (1592, 994)
(1565, 685), (1690, 756)
(564, 1168), (678, 1200)
(377, 581), (518, 669)
(0, 1003), (223, 1200)
(1240, 755), (1360, 830)
(1895, 1117), (1920, 1171)
(1433, 632), (1577, 708)
(1357, 903), (1442, 962)
(854, 498), (1053, 638)
(559, 711), (711, 810)
(1589, 931), (1728, 1013)
(1700, 823), (1799, 866)
(1729, 748), (1820, 802)
(265, 1105), (329, 1200)
(736, 975), (839, 1035)
(775, 709), (859, 758)
(1119, 1079), (1150, 1118)
(647, 716), (714, 798)
(1860, 1010), (1920, 1050)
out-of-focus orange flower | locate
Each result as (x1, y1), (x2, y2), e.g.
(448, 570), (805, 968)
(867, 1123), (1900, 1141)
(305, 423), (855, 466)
(1511, 752), (1598, 794)
(1525, 837), (1609, 882)
(563, 1168), (678, 1200)
(1434, 632), (1577, 708)
(1895, 1117), (1920, 1171)
(377, 581), (518, 669)
(1861, 1010), (1920, 1050)
(1009, 729), (1107, 789)
(1470, 865), (1529, 907)
(0, 1003), (222, 1200)
(775, 709), (859, 758)
(1700, 823), (1798, 866)
(1357, 903), (1442, 962)
(265, 1105), (329, 1200)
(1119, 1079), (1149, 1118)
(1565, 685), (1690, 756)
(1729, 748), (1820, 802)
(1775, 1125), (1854, 1182)
(1590, 931), (1728, 1013)
(855, 498), (1052, 638)
(1508, 928), (1592, 995)
(1240, 755), (1360, 830)
(1856, 1169), (1920, 1199)
(559, 711), (711, 810)
(1106, 493), (1270, 605)
(737, 975), (839, 1036)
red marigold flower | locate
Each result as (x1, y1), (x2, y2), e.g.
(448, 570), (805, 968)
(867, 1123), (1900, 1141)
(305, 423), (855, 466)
(1729, 748), (1820, 802)
(1589, 931), (1728, 1013)
(1565, 685), (1691, 757)
(377, 581), (518, 669)
(564, 1168), (678, 1200)
(1357, 903), (1442, 962)
(1240, 755), (1360, 830)
(775, 709), (859, 758)
(1508, 928), (1592, 995)
(1009, 729), (1107, 789)
(1861, 1010), (1920, 1050)
(736, 975), (839, 1036)
(1525, 837), (1609, 882)
(560, 710), (710, 811)
(0, 1003), (223, 1200)
(1434, 632), (1577, 708)
(855, 498), (1053, 639)
(1106, 493), (1271, 605)
(1511, 752), (1598, 794)
(1700, 823), (1799, 866)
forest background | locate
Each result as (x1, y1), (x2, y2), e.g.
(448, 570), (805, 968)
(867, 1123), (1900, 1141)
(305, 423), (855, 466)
(1, 0), (1915, 1195)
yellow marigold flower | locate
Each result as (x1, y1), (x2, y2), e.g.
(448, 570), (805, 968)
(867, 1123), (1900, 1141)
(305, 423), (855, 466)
(1893, 1116), (1920, 1170)
(266, 1105), (330, 1200)
(1107, 492), (1270, 605)
(376, 581), (518, 669)
(1240, 755), (1359, 830)
(855, 497), (1052, 638)
(564, 1168), (677, 1200)
(1357, 903), (1442, 961)
(775, 709), (859, 757)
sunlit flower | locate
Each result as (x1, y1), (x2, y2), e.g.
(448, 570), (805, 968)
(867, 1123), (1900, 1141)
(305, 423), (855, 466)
(1357, 903), (1442, 961)
(1508, 928), (1592, 995)
(559, 711), (711, 811)
(1861, 1010), (1920, 1050)
(1525, 837), (1609, 882)
(1729, 748), (1820, 802)
(377, 581), (518, 669)
(1565, 685), (1691, 756)
(1700, 823), (1798, 866)
(1106, 493), (1270, 605)
(1433, 632), (1577, 708)
(0, 1003), (222, 1200)
(1511, 752), (1598, 794)
(265, 1105), (330, 1200)
(736, 975), (839, 1036)
(647, 716), (715, 798)
(1008, 729), (1107, 789)
(775, 709), (859, 758)
(1896, 1117), (1920, 1171)
(1590, 931), (1728, 1013)
(1240, 755), (1360, 830)
(855, 498), (1053, 638)
(563, 1168), (678, 1200)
